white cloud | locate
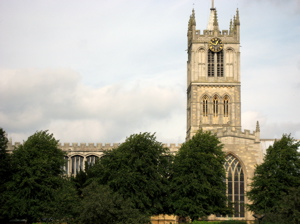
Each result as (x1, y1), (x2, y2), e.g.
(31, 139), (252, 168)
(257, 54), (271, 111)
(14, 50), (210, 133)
(0, 0), (299, 144)
(0, 68), (185, 143)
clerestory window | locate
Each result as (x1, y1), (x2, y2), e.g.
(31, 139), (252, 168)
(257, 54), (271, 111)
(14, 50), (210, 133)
(86, 155), (98, 166)
(71, 155), (84, 175)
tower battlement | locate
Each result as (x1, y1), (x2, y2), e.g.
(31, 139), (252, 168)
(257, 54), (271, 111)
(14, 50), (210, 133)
(191, 29), (236, 39)
(213, 126), (260, 143)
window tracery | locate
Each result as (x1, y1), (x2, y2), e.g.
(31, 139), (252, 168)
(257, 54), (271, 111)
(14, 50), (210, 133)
(224, 154), (245, 217)
(217, 51), (224, 77)
(207, 50), (224, 77)
(208, 50), (214, 77)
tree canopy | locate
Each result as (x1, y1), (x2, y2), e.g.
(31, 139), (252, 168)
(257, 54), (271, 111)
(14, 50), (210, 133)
(171, 129), (229, 221)
(0, 127), (10, 221)
(89, 132), (172, 216)
(76, 181), (150, 224)
(0, 127), (9, 183)
(2, 130), (77, 223)
(247, 134), (300, 223)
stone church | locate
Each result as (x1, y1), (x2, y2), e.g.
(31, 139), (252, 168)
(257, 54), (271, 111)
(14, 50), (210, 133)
(8, 2), (276, 223)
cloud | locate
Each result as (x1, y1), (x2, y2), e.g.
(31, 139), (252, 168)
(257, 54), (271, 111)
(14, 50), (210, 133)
(0, 0), (299, 144)
(0, 68), (185, 143)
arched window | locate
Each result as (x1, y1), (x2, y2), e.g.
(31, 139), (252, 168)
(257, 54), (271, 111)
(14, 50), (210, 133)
(208, 50), (214, 77)
(224, 95), (229, 117)
(213, 95), (218, 117)
(71, 155), (84, 175)
(86, 155), (98, 166)
(217, 51), (224, 77)
(225, 154), (245, 217)
(208, 50), (224, 77)
(203, 95), (208, 117)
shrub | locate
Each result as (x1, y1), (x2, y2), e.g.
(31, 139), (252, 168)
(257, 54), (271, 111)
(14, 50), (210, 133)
(192, 221), (247, 224)
(220, 221), (247, 224)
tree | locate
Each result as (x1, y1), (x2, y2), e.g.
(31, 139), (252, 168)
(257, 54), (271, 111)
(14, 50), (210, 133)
(0, 127), (11, 222)
(247, 134), (300, 223)
(76, 181), (150, 224)
(170, 129), (229, 221)
(91, 132), (173, 216)
(0, 127), (9, 184)
(2, 130), (77, 223)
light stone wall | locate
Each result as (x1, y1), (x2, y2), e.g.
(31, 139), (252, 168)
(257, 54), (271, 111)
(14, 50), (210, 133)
(212, 127), (263, 221)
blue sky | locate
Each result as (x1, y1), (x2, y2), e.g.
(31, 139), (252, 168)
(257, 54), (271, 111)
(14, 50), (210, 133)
(0, 0), (300, 144)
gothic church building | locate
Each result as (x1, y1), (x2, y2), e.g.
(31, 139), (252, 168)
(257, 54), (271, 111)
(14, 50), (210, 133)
(8, 3), (273, 223)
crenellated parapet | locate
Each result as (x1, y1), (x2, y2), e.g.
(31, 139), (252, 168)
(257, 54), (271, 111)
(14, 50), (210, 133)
(213, 125), (260, 143)
(7, 141), (182, 155)
(59, 142), (120, 152)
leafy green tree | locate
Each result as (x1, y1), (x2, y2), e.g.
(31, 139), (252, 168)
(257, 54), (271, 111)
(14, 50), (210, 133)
(171, 129), (229, 221)
(42, 178), (80, 223)
(2, 130), (77, 223)
(276, 187), (300, 224)
(76, 181), (150, 224)
(0, 127), (9, 184)
(91, 132), (173, 216)
(247, 134), (300, 223)
(0, 127), (11, 222)
(71, 162), (95, 196)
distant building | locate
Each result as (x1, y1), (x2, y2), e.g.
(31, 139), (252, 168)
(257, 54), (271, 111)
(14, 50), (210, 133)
(7, 2), (277, 223)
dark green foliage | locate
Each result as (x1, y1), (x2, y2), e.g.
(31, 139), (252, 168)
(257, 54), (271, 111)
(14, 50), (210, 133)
(191, 221), (220, 224)
(192, 221), (246, 224)
(0, 127), (9, 185)
(2, 130), (77, 223)
(75, 181), (150, 224)
(258, 187), (300, 224)
(171, 130), (230, 221)
(247, 134), (300, 224)
(219, 221), (247, 224)
(40, 178), (79, 223)
(71, 167), (89, 196)
(0, 127), (10, 221)
(90, 132), (173, 215)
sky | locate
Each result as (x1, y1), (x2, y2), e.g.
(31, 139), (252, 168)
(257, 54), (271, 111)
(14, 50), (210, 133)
(0, 0), (300, 144)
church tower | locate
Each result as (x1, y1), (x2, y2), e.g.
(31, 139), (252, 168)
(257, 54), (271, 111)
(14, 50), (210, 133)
(186, 2), (241, 140)
(185, 3), (263, 221)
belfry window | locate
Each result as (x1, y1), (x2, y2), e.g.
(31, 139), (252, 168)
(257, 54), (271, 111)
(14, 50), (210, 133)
(213, 96), (218, 116)
(225, 154), (245, 217)
(224, 96), (229, 117)
(217, 51), (224, 77)
(203, 96), (208, 117)
(207, 50), (224, 77)
(208, 50), (214, 77)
